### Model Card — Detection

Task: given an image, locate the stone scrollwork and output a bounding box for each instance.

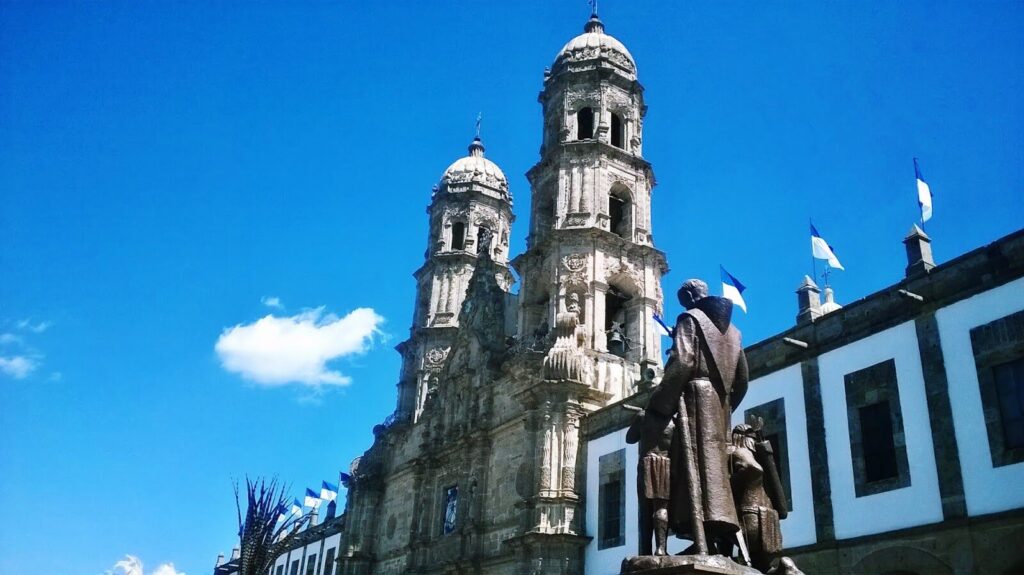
[425,347,449,366]
[561,253,588,286]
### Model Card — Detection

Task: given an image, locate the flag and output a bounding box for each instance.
[339,471,352,487]
[915,158,932,222]
[304,488,321,509]
[320,481,339,503]
[276,503,288,523]
[290,498,303,518]
[810,222,844,270]
[652,313,672,336]
[720,265,747,313]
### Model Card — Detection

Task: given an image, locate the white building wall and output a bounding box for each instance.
[732,363,817,548]
[585,426,727,573]
[936,276,1024,516]
[585,428,637,575]
[818,320,944,539]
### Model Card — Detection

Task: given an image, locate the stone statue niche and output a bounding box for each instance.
[622,279,803,575]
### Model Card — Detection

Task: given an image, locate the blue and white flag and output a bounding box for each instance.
[915,158,932,223]
[810,222,844,270]
[320,481,339,503]
[304,488,322,509]
[720,265,747,313]
[290,498,303,518]
[339,471,352,487]
[652,313,673,337]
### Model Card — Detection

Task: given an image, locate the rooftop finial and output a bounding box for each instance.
[584,0,604,33]
[469,114,485,157]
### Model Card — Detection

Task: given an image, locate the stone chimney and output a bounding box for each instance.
[903,224,935,277]
[310,507,319,527]
[796,276,822,325]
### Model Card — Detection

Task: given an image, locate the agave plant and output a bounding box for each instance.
[234,477,312,575]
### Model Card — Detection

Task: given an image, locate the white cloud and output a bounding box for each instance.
[150,564,186,575]
[261,296,283,309]
[215,307,383,387]
[16,319,51,333]
[112,556,142,575]
[110,556,185,575]
[0,355,37,379]
[0,333,21,345]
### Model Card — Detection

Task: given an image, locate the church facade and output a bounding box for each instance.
[213,11,1024,575]
[338,12,669,575]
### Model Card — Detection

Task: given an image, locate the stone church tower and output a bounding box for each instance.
[394,136,515,423]
[338,12,666,575]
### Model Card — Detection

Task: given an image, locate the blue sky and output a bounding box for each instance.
[1,1,1021,574]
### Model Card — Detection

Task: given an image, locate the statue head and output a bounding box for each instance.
[566,292,580,313]
[677,279,708,309]
[731,423,757,451]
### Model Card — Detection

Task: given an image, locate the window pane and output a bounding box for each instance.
[443,486,458,535]
[860,401,898,482]
[994,358,1024,449]
[322,549,336,575]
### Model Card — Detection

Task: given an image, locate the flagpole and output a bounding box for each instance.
[810,218,818,283]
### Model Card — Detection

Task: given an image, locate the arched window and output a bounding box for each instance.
[610,112,624,148]
[605,286,632,358]
[477,225,492,254]
[451,222,466,250]
[608,184,632,240]
[577,107,595,140]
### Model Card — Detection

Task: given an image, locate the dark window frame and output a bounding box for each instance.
[577,107,595,140]
[451,222,466,251]
[844,359,912,497]
[744,398,792,511]
[610,112,624,148]
[597,449,626,549]
[970,310,1024,467]
[321,548,336,575]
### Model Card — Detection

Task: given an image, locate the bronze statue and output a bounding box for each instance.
[728,419,788,572]
[626,406,675,555]
[645,278,749,555]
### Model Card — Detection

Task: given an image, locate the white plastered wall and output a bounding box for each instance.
[818,320,943,539]
[585,426,713,573]
[936,276,1024,516]
[585,428,638,575]
[732,363,817,547]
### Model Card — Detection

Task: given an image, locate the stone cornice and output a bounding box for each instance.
[526,140,654,186]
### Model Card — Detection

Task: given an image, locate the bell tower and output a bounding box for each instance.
[514,11,667,400]
[394,136,515,422]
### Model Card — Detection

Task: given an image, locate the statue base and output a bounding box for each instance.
[620,554,763,575]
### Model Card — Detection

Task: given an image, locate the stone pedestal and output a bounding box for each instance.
[621,554,762,575]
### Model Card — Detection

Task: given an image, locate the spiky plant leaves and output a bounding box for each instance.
[233,477,312,575]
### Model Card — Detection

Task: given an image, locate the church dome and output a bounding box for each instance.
[553,13,636,74]
[440,137,509,193]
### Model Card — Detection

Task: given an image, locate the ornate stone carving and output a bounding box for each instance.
[542,293,587,382]
[605,258,644,292]
[425,347,449,366]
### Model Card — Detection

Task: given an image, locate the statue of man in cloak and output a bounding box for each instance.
[644,278,749,555]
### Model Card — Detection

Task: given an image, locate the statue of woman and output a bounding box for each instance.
[728,421,787,572]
